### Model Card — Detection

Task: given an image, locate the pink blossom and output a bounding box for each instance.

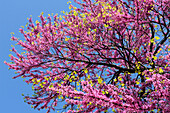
[5,0,170,112]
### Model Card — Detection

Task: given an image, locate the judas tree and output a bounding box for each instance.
[5,0,170,112]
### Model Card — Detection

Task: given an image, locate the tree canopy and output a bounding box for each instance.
[5,0,170,112]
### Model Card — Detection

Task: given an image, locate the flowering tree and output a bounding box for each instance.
[5,0,170,112]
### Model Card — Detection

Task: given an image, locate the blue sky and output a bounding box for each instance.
[0,0,77,113]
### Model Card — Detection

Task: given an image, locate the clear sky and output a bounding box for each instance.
[0,0,77,113]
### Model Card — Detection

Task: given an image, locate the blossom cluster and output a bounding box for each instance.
[5,0,170,112]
